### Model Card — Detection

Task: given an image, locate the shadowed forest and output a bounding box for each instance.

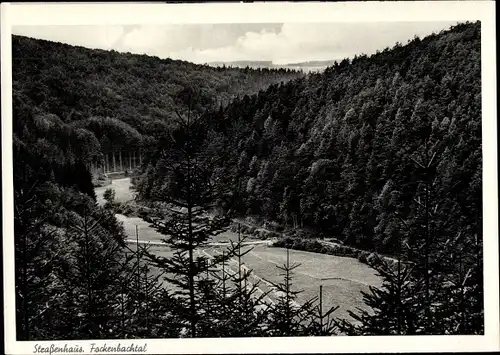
[12,21,483,340]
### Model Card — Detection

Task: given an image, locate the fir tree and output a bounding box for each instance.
[266,248,339,336]
[120,239,180,338]
[342,125,481,335]
[14,179,65,340]
[338,256,419,335]
[56,202,128,339]
[306,285,340,336]
[213,224,273,337]
[144,106,243,337]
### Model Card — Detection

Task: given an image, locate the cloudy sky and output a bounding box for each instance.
[13,22,459,65]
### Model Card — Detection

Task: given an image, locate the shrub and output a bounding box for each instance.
[358,251,370,263]
[103,188,115,203]
[229,224,238,232]
[138,210,149,219]
[268,231,280,239]
[103,188,116,210]
[257,230,269,239]
[365,253,378,266]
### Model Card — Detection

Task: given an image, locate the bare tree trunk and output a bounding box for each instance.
[186,128,197,338]
[188,194,196,337]
[22,224,30,340]
[397,236,402,335]
[424,140,431,331]
[145,267,149,332]
[114,150,118,172]
[121,253,127,338]
[238,223,242,302]
[222,251,226,301]
[319,284,323,333]
[285,248,291,334]
[136,225,140,294]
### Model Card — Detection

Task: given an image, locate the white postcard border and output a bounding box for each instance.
[2,1,498,354]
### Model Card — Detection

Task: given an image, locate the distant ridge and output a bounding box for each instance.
[206,59,340,73]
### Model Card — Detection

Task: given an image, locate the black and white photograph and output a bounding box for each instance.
[2,2,498,354]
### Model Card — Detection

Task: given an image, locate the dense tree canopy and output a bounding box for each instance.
[140,21,482,258]
[12,34,301,135]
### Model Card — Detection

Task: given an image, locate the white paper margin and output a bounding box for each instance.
[1,1,498,354]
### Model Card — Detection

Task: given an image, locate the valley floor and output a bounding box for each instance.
[95,178,381,323]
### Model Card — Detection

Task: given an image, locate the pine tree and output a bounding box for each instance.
[109,229,180,339]
[143,106,242,337]
[306,285,340,336]
[14,179,65,340]
[338,255,419,335]
[214,224,272,337]
[342,121,481,335]
[266,248,339,336]
[56,202,128,339]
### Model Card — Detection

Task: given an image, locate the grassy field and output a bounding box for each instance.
[116,214,166,243]
[95,178,137,205]
[211,245,382,322]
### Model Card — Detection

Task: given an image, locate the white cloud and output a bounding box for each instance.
[13,21,460,65]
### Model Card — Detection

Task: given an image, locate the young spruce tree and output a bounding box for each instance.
[266,248,339,336]
[143,105,245,338]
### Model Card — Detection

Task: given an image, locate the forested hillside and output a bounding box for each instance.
[139,21,482,255]
[11,35,302,340]
[12,35,302,182]
[12,35,301,123]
